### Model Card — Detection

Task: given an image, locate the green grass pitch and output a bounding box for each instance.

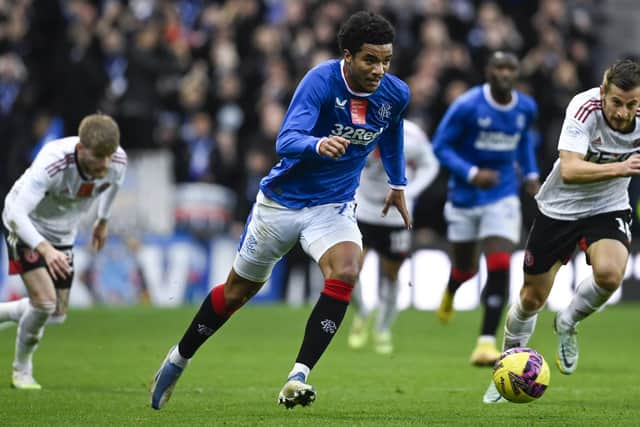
[0,303,639,426]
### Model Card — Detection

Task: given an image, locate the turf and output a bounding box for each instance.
[0,303,638,426]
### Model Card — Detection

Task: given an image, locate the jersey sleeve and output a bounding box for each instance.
[557,95,596,155]
[275,69,329,159]
[516,103,540,179]
[378,95,410,188]
[3,151,56,248]
[432,99,475,181]
[404,121,439,199]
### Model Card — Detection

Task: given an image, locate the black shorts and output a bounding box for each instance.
[523,209,632,275]
[358,220,411,261]
[2,222,74,289]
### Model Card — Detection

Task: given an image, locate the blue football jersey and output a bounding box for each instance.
[432,84,539,207]
[260,59,410,208]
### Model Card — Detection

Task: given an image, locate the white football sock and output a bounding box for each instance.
[14,302,54,372]
[503,300,539,350]
[558,275,613,330]
[169,346,189,368]
[350,279,371,319]
[375,275,398,333]
[288,363,310,381]
[0,297,29,322]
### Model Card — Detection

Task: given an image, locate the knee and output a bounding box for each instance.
[518,287,545,312]
[593,267,624,292]
[224,288,250,311]
[328,264,360,285]
[28,289,57,315]
[381,260,402,282]
[222,280,261,312]
[30,299,56,315]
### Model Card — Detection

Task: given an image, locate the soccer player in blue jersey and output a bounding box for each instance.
[150,11,411,410]
[433,52,540,366]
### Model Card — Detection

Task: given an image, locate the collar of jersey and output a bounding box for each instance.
[340,59,375,97]
[74,145,92,181]
[482,83,518,111]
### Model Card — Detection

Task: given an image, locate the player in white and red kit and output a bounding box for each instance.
[0,114,126,389]
[483,59,640,403]
[347,119,439,354]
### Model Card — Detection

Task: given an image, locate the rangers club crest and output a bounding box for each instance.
[321,319,337,334]
[378,103,392,120]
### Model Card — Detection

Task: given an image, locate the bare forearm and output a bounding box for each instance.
[35,240,56,257]
[560,159,623,184]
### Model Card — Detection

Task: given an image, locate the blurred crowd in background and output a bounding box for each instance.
[0,0,611,238]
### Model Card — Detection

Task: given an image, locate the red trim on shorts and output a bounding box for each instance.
[451,267,475,283]
[579,237,588,252]
[322,278,353,302]
[8,260,23,275]
[486,252,511,271]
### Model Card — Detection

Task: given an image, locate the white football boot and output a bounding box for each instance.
[482,381,506,404]
[277,372,316,409]
[554,315,578,375]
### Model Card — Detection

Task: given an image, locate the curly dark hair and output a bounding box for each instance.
[337,11,395,56]
[603,58,640,92]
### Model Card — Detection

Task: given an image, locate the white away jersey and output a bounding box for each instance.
[536,87,640,220]
[2,137,127,247]
[356,120,439,226]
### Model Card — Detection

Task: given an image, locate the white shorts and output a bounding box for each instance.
[444,195,521,243]
[233,191,363,282]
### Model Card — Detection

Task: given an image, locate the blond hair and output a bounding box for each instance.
[78,114,120,155]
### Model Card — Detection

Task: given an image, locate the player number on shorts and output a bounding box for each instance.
[616,217,631,241]
[390,229,411,253]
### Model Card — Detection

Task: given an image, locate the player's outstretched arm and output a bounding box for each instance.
[559,150,640,183]
[381,188,412,229]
